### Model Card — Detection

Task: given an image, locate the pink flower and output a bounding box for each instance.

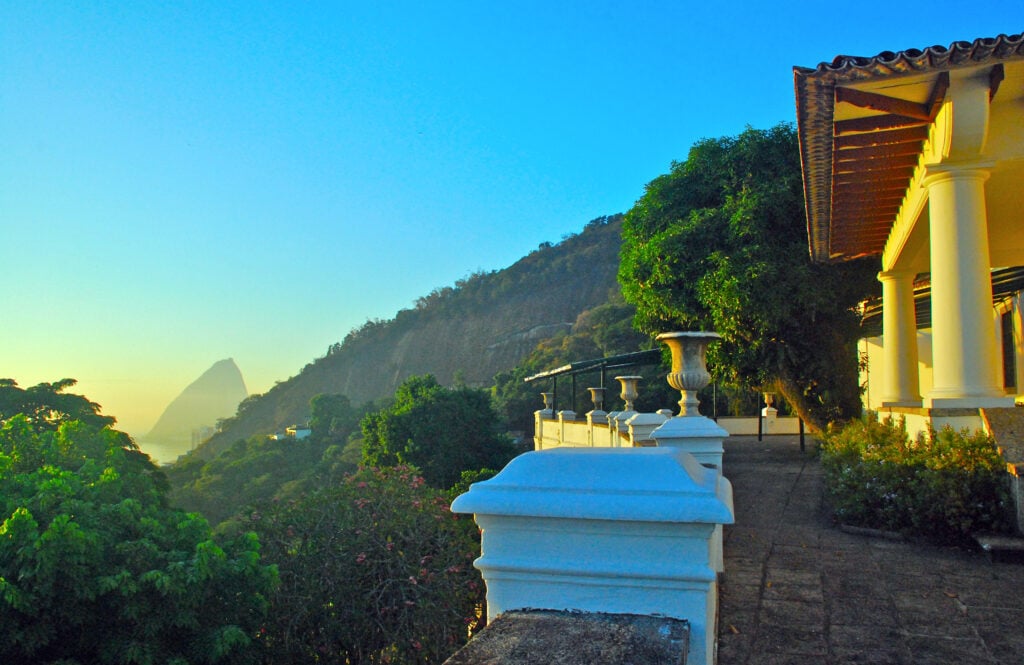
[412,640,422,651]
[356,553,367,564]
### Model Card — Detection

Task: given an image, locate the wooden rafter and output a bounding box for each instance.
[836,155,919,173]
[925,72,949,119]
[835,86,932,120]
[835,143,923,161]
[835,126,929,148]
[990,64,1005,101]
[834,181,908,193]
[835,114,929,134]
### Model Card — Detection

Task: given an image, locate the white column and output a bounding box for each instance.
[877,270,922,406]
[923,166,1011,408]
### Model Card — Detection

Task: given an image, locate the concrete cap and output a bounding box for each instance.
[451,447,733,524]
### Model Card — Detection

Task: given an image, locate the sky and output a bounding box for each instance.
[1,2,1019,437]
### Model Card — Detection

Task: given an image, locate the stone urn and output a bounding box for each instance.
[587,387,606,413]
[657,332,721,417]
[615,375,642,412]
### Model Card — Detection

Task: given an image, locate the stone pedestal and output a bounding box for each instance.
[627,412,669,447]
[451,447,734,665]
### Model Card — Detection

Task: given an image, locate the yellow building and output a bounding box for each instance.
[795,34,1024,433]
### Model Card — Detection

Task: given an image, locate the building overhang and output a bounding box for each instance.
[794,34,1024,264]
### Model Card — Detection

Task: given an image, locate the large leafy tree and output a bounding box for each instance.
[0,378,113,432]
[0,383,276,664]
[361,375,516,489]
[618,124,878,429]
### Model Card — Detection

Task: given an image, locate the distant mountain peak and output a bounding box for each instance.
[142,359,249,457]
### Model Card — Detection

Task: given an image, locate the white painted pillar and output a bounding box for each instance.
[877,270,922,406]
[922,166,1011,408]
[451,447,734,665]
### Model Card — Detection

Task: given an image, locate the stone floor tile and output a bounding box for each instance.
[828,597,899,626]
[762,581,823,604]
[829,648,908,664]
[750,624,827,656]
[763,568,821,586]
[748,653,827,665]
[758,599,825,627]
[902,635,995,664]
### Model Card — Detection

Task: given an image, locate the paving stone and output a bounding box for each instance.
[903,635,995,664]
[758,599,825,627]
[762,568,821,586]
[750,624,827,656]
[762,581,823,604]
[827,597,899,626]
[829,647,909,664]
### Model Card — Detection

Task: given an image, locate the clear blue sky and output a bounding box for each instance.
[1,2,1018,436]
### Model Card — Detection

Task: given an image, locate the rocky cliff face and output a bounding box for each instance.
[140,358,248,463]
[195,216,624,458]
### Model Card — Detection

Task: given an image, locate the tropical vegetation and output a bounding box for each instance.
[820,416,1012,544]
[0,380,276,665]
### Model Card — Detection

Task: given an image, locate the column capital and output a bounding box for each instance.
[877,269,916,283]
[922,161,994,188]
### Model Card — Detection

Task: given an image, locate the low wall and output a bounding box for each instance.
[535,413,802,450]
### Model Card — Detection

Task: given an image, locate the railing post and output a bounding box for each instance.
[651,331,729,573]
[586,387,607,448]
[451,447,735,665]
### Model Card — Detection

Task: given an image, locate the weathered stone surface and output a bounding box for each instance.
[443,611,689,665]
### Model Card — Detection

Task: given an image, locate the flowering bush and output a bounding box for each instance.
[820,416,1012,544]
[252,465,484,664]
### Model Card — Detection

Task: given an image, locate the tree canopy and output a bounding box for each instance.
[618,124,878,429]
[0,384,276,665]
[361,375,517,489]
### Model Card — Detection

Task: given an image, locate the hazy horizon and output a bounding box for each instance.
[3,2,1018,436]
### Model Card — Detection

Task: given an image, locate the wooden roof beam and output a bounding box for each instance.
[835,143,924,161]
[835,126,929,148]
[990,64,1005,101]
[834,156,919,173]
[835,87,932,120]
[835,114,929,134]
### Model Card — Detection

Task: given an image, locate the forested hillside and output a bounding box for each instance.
[199,215,624,457]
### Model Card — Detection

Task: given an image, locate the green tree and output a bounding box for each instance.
[618,124,878,429]
[0,393,276,664]
[309,392,358,442]
[0,378,114,432]
[361,375,516,489]
[250,465,485,663]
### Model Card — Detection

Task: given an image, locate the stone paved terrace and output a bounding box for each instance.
[718,435,1024,665]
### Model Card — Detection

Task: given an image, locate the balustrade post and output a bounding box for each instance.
[651,332,730,572]
[586,387,607,447]
[451,447,735,665]
[535,392,555,450]
[613,375,642,446]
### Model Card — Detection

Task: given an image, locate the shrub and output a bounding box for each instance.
[252,465,485,664]
[820,416,1012,544]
